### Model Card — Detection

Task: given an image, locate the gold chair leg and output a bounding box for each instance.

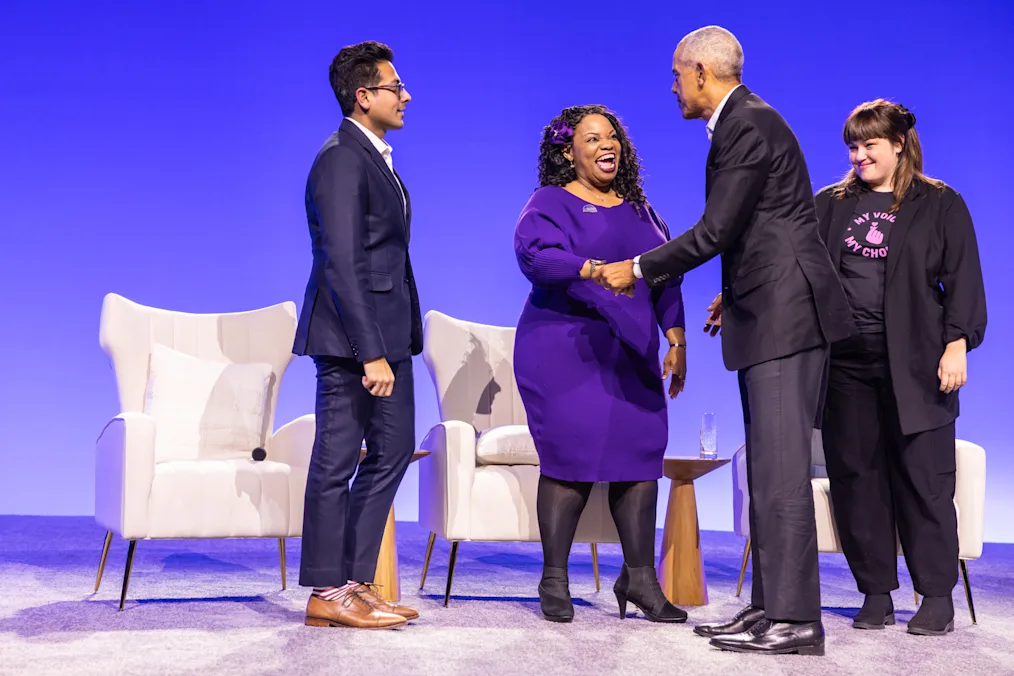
[914,591,920,606]
[94,531,113,592]
[119,540,137,611]
[736,537,750,597]
[278,538,287,591]
[961,560,976,625]
[591,543,600,592]
[443,541,459,607]
[420,532,436,589]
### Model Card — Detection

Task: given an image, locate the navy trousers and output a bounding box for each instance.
[299,356,415,586]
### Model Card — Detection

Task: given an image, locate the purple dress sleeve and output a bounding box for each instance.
[514,199,655,355]
[514,203,587,285]
[644,204,686,331]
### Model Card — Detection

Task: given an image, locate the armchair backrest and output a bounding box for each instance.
[422,310,528,432]
[98,293,298,441]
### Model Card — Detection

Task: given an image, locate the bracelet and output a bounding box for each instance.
[669,342,686,349]
[588,259,605,276]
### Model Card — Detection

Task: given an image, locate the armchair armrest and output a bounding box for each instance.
[955,439,986,560]
[418,420,476,541]
[268,414,315,469]
[95,412,156,540]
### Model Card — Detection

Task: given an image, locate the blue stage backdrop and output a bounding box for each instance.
[2,0,1012,541]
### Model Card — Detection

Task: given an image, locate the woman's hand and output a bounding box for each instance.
[662,345,686,399]
[938,338,968,393]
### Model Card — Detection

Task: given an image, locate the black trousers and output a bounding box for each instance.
[299,356,415,587]
[821,333,958,597]
[739,345,826,622]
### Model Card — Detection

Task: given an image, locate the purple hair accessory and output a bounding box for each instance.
[547,119,573,146]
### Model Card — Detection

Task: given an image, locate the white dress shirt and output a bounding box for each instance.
[632,84,744,280]
[346,117,406,209]
[706,84,743,141]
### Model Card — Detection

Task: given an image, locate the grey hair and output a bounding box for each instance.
[676,26,744,81]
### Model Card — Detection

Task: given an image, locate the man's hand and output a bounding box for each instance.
[363,357,395,397]
[662,346,686,399]
[594,260,637,296]
[704,292,722,336]
[938,339,968,394]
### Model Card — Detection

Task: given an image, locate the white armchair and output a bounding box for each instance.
[418,311,621,605]
[93,293,314,609]
[732,431,986,623]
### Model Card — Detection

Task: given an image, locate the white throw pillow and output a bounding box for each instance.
[143,344,273,462]
[475,425,540,466]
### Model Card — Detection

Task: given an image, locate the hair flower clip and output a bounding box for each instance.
[547,118,573,146]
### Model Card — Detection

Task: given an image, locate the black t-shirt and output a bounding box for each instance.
[838,191,896,333]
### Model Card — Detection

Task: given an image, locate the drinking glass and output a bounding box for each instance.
[700,413,717,460]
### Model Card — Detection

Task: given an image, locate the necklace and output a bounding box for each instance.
[577,180,613,204]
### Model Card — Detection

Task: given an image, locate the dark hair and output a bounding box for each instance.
[831,98,943,211]
[537,105,646,206]
[329,41,394,117]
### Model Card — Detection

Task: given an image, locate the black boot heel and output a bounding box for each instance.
[614,563,630,618]
[615,591,628,619]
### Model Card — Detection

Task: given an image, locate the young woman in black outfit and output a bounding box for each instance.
[815,99,987,636]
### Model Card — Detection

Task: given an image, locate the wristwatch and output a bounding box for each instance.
[588,259,606,276]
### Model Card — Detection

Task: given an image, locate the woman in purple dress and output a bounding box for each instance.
[514,105,688,623]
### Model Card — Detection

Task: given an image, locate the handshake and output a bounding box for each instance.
[585,258,638,297]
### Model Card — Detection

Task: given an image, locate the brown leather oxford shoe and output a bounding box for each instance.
[304,588,407,629]
[357,583,420,621]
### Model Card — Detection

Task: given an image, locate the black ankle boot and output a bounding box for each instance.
[539,566,574,622]
[613,564,687,623]
[853,593,895,629]
[908,595,954,636]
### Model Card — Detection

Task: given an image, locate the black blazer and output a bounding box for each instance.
[293,119,423,362]
[640,86,856,371]
[816,180,987,435]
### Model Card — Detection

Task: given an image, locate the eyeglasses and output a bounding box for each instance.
[365,82,408,98]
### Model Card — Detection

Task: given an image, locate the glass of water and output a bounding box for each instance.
[700,413,718,460]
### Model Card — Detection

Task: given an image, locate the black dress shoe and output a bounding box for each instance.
[538,566,574,623]
[709,619,825,656]
[614,564,688,623]
[693,605,766,638]
[853,593,895,630]
[908,595,954,636]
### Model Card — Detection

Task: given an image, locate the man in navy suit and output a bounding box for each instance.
[294,41,423,630]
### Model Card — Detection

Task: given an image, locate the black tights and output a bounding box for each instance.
[537,474,658,570]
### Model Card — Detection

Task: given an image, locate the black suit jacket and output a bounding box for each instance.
[640,86,856,371]
[293,119,423,362]
[816,180,987,435]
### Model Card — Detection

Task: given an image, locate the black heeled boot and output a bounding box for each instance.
[539,566,574,622]
[613,564,688,623]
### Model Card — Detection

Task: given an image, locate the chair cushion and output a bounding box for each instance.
[143,343,273,462]
[475,425,540,466]
[147,459,291,538]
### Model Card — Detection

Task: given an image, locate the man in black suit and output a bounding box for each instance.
[596,26,856,655]
[294,41,423,630]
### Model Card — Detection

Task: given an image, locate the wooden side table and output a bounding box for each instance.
[361,448,430,602]
[656,456,731,606]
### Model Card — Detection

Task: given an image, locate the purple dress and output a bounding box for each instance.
[513,186,686,482]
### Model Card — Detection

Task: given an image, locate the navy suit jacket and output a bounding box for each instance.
[293,119,423,362]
